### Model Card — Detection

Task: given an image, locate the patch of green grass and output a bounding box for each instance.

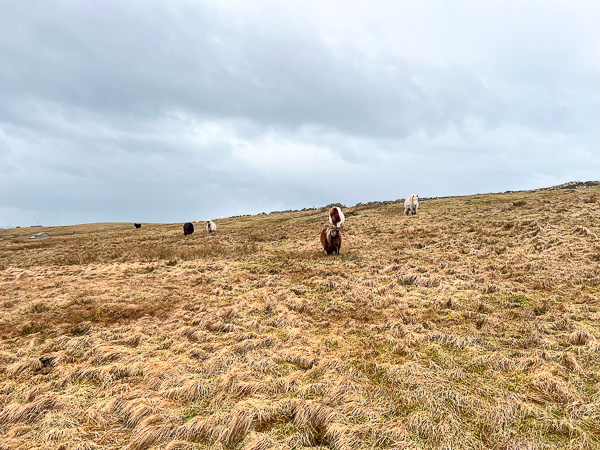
[502,295,530,308]
[260,262,278,268]
[181,400,211,423]
[268,421,301,438]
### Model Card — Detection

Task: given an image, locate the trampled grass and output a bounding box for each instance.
[1,188,599,449]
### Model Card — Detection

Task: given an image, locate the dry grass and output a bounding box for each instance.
[1,188,600,449]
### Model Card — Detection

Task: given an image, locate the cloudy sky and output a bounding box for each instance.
[1,1,599,226]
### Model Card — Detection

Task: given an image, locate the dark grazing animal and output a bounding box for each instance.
[320,227,342,255]
[134,223,141,229]
[183,222,194,236]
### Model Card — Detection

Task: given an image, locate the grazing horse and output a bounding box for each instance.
[404,194,419,215]
[320,227,342,255]
[206,220,217,233]
[183,222,194,236]
[329,207,345,228]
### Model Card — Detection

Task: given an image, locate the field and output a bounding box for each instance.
[1,188,599,449]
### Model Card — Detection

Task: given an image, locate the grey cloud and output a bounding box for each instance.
[0,1,504,140]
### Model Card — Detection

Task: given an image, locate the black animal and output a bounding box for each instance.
[134,223,142,229]
[183,222,194,236]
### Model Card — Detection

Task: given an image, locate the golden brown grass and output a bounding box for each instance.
[1,188,600,449]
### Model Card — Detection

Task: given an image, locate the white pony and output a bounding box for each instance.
[404,194,419,215]
[205,220,217,233]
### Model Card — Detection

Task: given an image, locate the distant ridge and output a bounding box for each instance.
[536,180,599,191]
[264,180,600,217]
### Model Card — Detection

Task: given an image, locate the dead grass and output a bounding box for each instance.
[1,189,600,448]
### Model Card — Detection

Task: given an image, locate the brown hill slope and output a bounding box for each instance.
[1,188,599,449]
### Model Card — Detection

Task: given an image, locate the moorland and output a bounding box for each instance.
[0,187,599,449]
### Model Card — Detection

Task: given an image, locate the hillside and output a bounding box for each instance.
[1,187,599,449]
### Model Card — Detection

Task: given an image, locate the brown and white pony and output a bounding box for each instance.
[329,207,345,228]
[320,227,342,255]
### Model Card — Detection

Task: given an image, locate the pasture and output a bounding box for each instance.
[1,188,599,449]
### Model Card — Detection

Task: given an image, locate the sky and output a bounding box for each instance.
[1,0,599,226]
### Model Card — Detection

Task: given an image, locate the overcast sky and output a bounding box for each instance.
[1,1,599,226]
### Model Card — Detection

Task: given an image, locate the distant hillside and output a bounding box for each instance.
[537,180,599,191]
[269,180,600,216]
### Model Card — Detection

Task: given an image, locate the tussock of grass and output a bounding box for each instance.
[0,395,62,426]
[569,330,593,346]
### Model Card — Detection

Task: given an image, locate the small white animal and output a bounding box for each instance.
[205,220,217,233]
[404,194,419,215]
[329,207,345,228]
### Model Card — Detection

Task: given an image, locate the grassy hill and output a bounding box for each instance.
[0,187,599,449]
